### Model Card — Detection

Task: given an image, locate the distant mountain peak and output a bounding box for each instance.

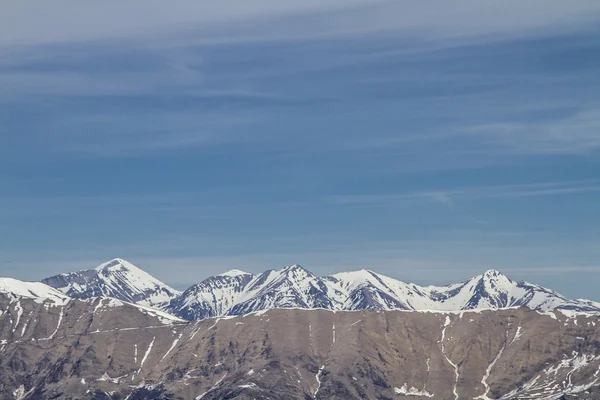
[219,269,252,278]
[42,259,180,308]
[95,258,132,271]
[482,269,507,279]
[169,265,600,320]
[39,261,600,321]
[282,264,308,272]
[94,258,151,278]
[477,269,516,295]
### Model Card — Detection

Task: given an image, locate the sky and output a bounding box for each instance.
[1,1,600,299]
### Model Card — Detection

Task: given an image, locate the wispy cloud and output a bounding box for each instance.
[3,179,597,214]
[327,180,600,206]
[2,0,599,161]
[2,0,600,303]
[3,1,600,46]
[468,106,600,154]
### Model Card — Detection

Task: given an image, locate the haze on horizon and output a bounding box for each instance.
[1,1,600,300]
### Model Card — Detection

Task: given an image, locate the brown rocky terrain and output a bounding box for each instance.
[1,293,600,399]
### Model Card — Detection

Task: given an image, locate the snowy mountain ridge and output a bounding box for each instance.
[41,258,180,308]
[2,259,596,321]
[0,278,70,305]
[0,278,184,326]
[167,264,600,320]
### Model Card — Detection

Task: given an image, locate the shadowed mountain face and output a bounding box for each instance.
[2,292,600,399]
[167,270,254,321]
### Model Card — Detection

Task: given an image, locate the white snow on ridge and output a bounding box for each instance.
[43,258,180,308]
[7,258,599,323]
[94,258,181,307]
[219,269,252,278]
[90,297,185,325]
[230,264,340,314]
[168,264,600,321]
[0,278,70,304]
[328,268,600,314]
[170,270,254,320]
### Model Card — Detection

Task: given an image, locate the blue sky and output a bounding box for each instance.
[1,1,600,298]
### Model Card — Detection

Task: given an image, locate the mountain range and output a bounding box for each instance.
[33,258,600,320]
[3,258,600,399]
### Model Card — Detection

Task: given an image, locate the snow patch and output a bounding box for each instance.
[314,365,325,397]
[239,383,257,389]
[137,336,155,373]
[440,316,459,400]
[394,384,434,397]
[196,372,227,399]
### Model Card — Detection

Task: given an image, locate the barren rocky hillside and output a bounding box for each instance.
[1,293,599,399]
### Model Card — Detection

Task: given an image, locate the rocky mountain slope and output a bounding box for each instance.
[42,258,180,308]
[166,264,600,320]
[1,286,600,399]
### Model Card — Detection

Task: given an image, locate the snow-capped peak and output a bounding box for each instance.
[219,269,252,278]
[168,265,600,320]
[35,261,600,321]
[282,263,304,270]
[227,264,340,315]
[42,259,180,308]
[478,269,516,292]
[92,258,170,289]
[166,268,254,320]
[482,269,505,278]
[480,269,514,285]
[95,258,139,272]
[328,269,382,288]
[279,264,315,280]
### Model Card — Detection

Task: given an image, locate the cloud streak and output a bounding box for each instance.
[2,1,599,160]
[1,0,599,302]
[468,106,600,154]
[327,180,600,206]
[3,1,600,46]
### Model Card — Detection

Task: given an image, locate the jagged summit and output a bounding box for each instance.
[168,268,254,320]
[479,269,515,287]
[168,265,600,320]
[282,263,305,271]
[226,263,338,316]
[482,269,505,278]
[42,258,180,308]
[95,257,139,271]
